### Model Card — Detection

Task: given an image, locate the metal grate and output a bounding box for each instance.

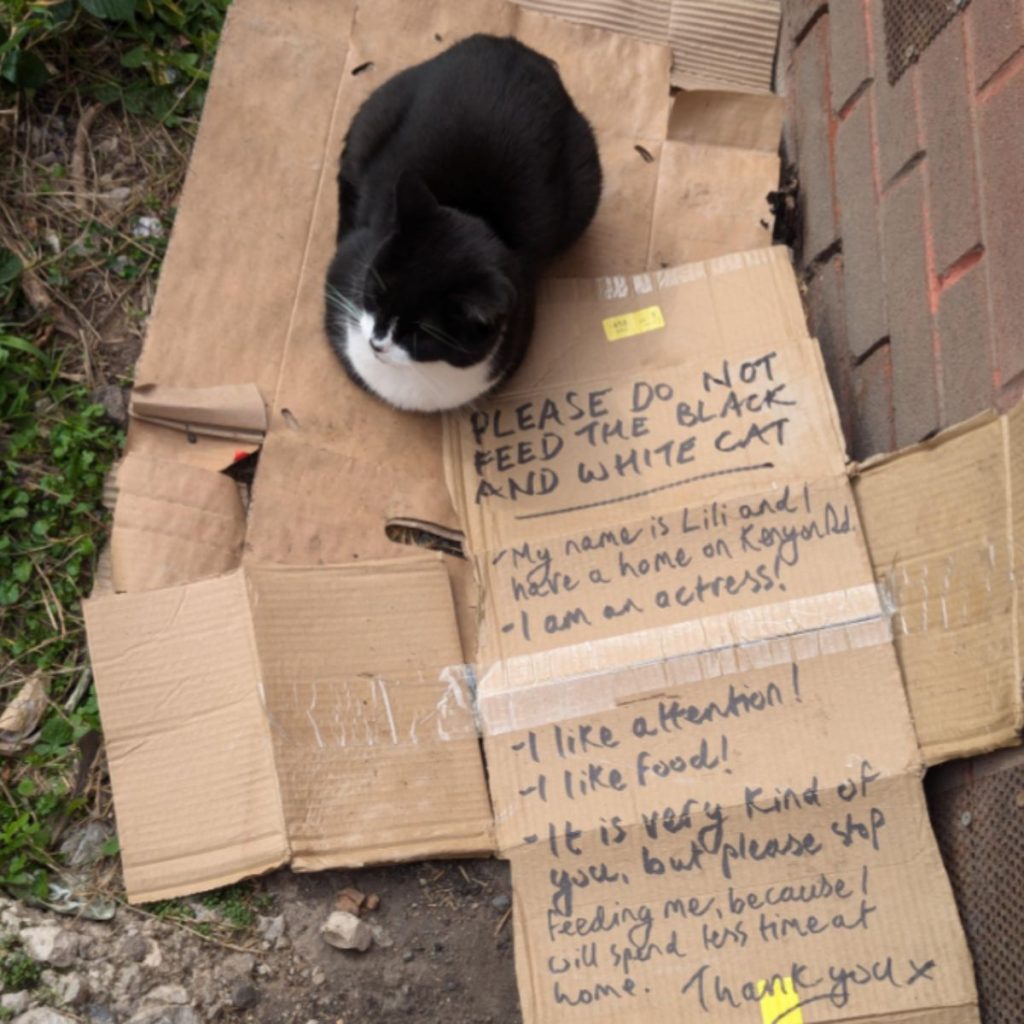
[883,0,972,84]
[926,748,1024,1023]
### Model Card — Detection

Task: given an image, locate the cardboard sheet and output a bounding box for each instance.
[442,247,979,1021]
[855,409,1024,764]
[87,0,789,901]
[85,557,493,901]
[513,0,781,93]
[78,0,1012,1018]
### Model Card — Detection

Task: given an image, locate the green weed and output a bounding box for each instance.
[0,937,42,991]
[2,0,231,125]
[0,301,121,898]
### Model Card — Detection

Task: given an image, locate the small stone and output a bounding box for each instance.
[2,993,31,1013]
[219,952,256,980]
[402,951,415,963]
[365,894,381,912]
[256,915,285,945]
[310,966,326,987]
[127,1009,199,1024]
[336,887,366,912]
[98,186,132,206]
[132,216,165,240]
[118,934,147,963]
[368,923,393,949]
[256,963,273,978]
[11,1011,76,1024]
[320,912,372,953]
[491,894,511,913]
[56,973,90,1007]
[334,893,361,916]
[21,926,78,968]
[59,821,112,869]
[229,983,260,1010]
[91,385,129,427]
[144,984,189,1006]
[85,1007,115,1024]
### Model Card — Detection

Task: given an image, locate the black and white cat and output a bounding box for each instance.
[325,34,601,412]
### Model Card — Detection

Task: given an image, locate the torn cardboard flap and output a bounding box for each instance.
[110,454,247,593]
[84,556,493,902]
[130,383,267,442]
[855,407,1024,764]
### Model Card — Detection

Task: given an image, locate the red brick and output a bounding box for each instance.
[880,169,940,445]
[853,341,895,459]
[977,64,1024,383]
[868,0,922,186]
[937,265,994,426]
[836,97,888,358]
[805,255,856,446]
[829,0,871,112]
[967,0,1024,89]
[919,18,983,275]
[791,16,839,261]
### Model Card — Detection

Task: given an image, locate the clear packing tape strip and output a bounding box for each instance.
[434,580,894,740]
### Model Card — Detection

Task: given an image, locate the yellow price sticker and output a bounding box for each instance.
[758,976,804,1024]
[601,305,665,342]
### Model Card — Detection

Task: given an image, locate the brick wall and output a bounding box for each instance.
[781,0,1024,460]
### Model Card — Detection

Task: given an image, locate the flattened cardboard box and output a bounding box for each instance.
[79,0,1006,1021]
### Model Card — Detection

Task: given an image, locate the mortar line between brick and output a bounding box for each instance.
[911,66,945,420]
[822,11,843,268]
[863,2,884,203]
[961,11,1002,393]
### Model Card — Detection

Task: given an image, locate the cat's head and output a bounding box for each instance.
[357,172,517,373]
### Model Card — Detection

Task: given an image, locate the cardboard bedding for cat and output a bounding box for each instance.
[81,0,1000,1021]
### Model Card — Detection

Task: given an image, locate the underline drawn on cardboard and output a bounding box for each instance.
[512,462,775,520]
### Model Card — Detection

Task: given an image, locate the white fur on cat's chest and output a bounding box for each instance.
[344,308,495,412]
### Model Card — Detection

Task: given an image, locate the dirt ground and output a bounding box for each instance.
[1,857,522,1022]
[0,99,523,1023]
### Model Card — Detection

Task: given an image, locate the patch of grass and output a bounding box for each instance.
[0,936,42,991]
[144,882,272,940]
[0,324,121,898]
[1,0,227,915]
[2,0,231,125]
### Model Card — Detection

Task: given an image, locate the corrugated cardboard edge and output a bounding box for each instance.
[854,407,1024,765]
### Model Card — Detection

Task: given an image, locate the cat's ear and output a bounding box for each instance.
[394,170,438,226]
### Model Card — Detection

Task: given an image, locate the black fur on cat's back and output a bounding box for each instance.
[325,34,602,406]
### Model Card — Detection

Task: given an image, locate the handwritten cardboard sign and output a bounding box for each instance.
[445,248,979,1021]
